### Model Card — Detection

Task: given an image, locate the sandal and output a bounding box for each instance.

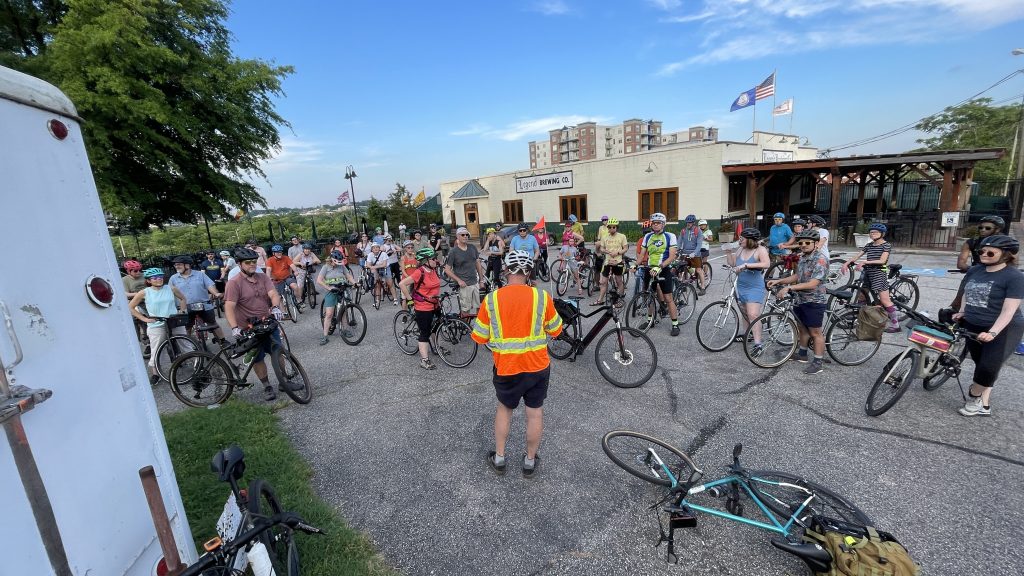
[590,301,605,306]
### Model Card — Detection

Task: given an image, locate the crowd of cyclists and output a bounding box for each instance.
[123,212,1022,415]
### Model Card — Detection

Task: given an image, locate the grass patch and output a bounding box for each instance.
[162,401,394,576]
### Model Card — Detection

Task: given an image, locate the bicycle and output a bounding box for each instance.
[546,291,658,388]
[601,432,875,570]
[554,255,591,297]
[168,317,312,407]
[299,263,319,309]
[826,263,920,314]
[277,279,301,323]
[392,306,478,368]
[178,445,323,576]
[319,285,367,345]
[765,251,853,289]
[152,313,201,383]
[695,265,756,352]
[865,303,977,416]
[534,252,551,282]
[625,265,696,332]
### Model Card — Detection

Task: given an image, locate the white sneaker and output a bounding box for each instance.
[958,396,990,417]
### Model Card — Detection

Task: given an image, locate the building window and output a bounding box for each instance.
[559,195,588,222]
[626,146,632,153]
[728,177,746,212]
[638,188,678,221]
[503,200,524,223]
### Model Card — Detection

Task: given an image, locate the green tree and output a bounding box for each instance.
[914,98,1021,182]
[3,0,292,227]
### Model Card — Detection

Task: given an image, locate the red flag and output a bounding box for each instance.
[531,216,546,231]
[736,221,743,235]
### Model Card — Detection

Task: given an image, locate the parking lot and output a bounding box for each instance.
[155,248,1023,575]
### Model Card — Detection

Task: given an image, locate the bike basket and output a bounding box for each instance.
[166,313,190,329]
[187,302,207,311]
[553,298,580,323]
[908,325,952,352]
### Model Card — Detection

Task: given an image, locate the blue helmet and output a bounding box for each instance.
[685,214,697,223]
[773,212,785,219]
[271,244,283,252]
[868,223,887,234]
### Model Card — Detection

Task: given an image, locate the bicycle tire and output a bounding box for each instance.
[286,291,299,323]
[601,431,699,488]
[824,309,880,366]
[579,265,593,295]
[866,350,920,416]
[556,270,569,296]
[674,281,698,324]
[248,478,299,576]
[271,348,312,404]
[923,339,968,391]
[702,261,713,285]
[338,304,367,345]
[168,351,234,408]
[430,318,478,368]
[156,335,200,382]
[537,258,551,282]
[763,261,790,287]
[890,277,920,311]
[547,319,578,360]
[594,327,658,388]
[747,470,872,527]
[393,310,419,355]
[744,312,798,368]
[624,291,656,332]
[305,279,318,309]
[827,257,854,288]
[695,300,739,352]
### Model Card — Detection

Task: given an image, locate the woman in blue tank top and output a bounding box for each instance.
[726,228,770,347]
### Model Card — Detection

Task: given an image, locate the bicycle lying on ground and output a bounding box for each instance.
[179,445,323,576]
[601,432,897,571]
[547,291,658,388]
[392,306,478,368]
[319,285,367,345]
[168,317,311,407]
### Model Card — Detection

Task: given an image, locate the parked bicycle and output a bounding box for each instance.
[602,432,879,571]
[153,313,200,383]
[765,251,853,289]
[554,254,593,297]
[546,291,658,388]
[830,263,920,311]
[625,264,696,332]
[179,445,323,576]
[695,265,757,352]
[392,308,478,368]
[319,286,367,345]
[278,281,301,323]
[299,262,319,308]
[168,317,311,407]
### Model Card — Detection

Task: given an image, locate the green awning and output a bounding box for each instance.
[450,179,489,200]
[417,193,441,212]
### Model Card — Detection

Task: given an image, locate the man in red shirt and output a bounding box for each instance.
[266,244,302,311]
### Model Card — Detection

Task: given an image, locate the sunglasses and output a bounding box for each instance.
[149,276,164,281]
[240,259,257,265]
[458,233,469,237]
[979,249,1001,257]
[607,226,618,229]
[978,226,996,231]
[797,240,815,246]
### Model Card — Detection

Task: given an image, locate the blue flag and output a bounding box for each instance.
[730,87,756,112]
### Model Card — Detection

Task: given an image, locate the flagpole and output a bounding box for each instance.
[789,98,794,135]
[771,69,777,133]
[752,101,756,141]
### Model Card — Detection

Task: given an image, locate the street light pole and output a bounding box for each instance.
[344,165,358,232]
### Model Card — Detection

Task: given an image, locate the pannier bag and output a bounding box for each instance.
[804,521,920,576]
[855,305,889,341]
[908,325,953,352]
[553,298,580,324]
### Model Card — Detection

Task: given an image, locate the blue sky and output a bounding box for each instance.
[226,0,1024,208]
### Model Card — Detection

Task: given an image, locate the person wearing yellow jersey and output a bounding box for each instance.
[473,250,563,478]
[593,218,628,306]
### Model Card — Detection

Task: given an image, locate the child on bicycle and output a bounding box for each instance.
[365,243,394,308]
[558,236,583,296]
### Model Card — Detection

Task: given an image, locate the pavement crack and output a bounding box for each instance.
[778,395,1024,468]
[682,415,727,457]
[725,366,780,395]
[661,368,678,415]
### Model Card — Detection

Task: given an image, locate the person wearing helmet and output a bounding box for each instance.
[293,243,321,305]
[170,254,227,343]
[445,227,487,316]
[266,244,302,311]
[365,242,394,309]
[511,223,541,280]
[400,240,418,280]
[951,234,1024,416]
[557,235,585,296]
[287,236,304,261]
[768,212,794,262]
[806,215,830,259]
[638,212,682,336]
[128,267,188,385]
[122,260,146,299]
[382,235,402,292]
[568,214,585,247]
[561,219,584,248]
[697,219,713,257]
[316,249,357,345]
[767,229,829,374]
[430,225,449,263]
[473,249,563,478]
[957,215,1005,272]
[399,247,443,370]
[223,247,291,401]
[593,218,628,306]
[219,250,236,279]
[726,228,771,350]
[839,223,900,333]
[482,227,506,287]
[679,214,707,293]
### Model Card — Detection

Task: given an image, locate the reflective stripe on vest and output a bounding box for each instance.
[483,287,548,354]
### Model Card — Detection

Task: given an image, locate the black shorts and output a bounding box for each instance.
[601,263,624,277]
[493,366,550,409]
[793,302,826,329]
[415,309,436,343]
[961,320,1024,388]
[655,267,674,294]
[187,307,217,327]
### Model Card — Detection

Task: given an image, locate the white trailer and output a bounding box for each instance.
[0,66,196,575]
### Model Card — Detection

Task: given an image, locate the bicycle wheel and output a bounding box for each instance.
[824,309,880,366]
[579,265,592,295]
[556,270,569,296]
[431,318,478,368]
[168,351,234,407]
[827,257,854,288]
[744,312,798,368]
[624,291,656,332]
[696,300,739,352]
[674,282,698,324]
[601,431,699,488]
[763,261,789,287]
[594,327,658,388]
[923,339,967,391]
[547,319,578,360]
[889,277,920,310]
[336,304,366,345]
[748,470,872,527]
[537,258,551,282]
[248,478,299,576]
[286,291,299,323]
[305,279,318,309]
[702,261,713,285]
[271,347,312,404]
[393,310,419,355]
[865,350,919,416]
[156,335,200,382]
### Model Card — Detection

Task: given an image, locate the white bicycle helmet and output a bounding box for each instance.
[650,212,667,223]
[504,250,535,274]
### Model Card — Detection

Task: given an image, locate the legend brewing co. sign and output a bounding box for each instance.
[515,170,573,193]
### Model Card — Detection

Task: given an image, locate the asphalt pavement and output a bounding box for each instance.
[154,247,1024,575]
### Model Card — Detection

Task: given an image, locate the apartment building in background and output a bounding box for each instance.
[528,119,718,169]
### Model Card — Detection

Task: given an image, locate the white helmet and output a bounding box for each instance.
[650,212,667,223]
[697,219,708,226]
[219,250,230,257]
[504,250,534,274]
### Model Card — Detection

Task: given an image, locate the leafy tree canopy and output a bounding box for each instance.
[2,0,292,227]
[914,98,1021,182]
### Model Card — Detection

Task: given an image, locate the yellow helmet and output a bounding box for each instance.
[485,227,496,234]
[606,218,620,226]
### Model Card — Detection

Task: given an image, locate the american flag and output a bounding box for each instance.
[755,72,775,101]
[337,190,349,205]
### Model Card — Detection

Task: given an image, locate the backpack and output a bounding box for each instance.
[856,305,889,341]
[803,520,920,576]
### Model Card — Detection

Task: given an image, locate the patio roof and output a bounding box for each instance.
[721,148,1005,174]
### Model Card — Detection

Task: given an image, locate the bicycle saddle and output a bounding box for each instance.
[567,295,585,301]
[826,289,854,301]
[889,263,902,273]
[211,445,246,482]
[770,537,832,573]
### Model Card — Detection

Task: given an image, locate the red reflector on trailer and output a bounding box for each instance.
[155,557,169,576]
[48,119,68,140]
[86,275,114,308]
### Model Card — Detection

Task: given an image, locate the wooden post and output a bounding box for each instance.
[891,167,900,211]
[746,174,757,225]
[856,173,866,221]
[829,172,841,229]
[782,175,792,214]
[940,163,954,212]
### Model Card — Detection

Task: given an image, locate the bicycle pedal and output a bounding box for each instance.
[669,510,698,529]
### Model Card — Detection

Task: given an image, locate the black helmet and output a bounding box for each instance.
[172,255,193,265]
[234,247,259,261]
[740,228,762,240]
[979,215,1005,230]
[977,234,1019,255]
[807,215,826,226]
[790,218,807,228]
[794,229,820,241]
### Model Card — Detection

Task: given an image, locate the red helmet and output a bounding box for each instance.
[123,259,142,272]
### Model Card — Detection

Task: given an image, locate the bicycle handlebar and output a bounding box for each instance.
[179,512,323,576]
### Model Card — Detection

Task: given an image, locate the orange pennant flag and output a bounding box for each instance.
[532,216,546,231]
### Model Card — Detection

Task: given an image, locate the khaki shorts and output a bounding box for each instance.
[458,283,480,314]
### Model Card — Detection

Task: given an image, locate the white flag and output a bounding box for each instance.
[772,98,793,116]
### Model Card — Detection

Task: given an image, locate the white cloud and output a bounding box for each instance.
[647,0,682,10]
[264,137,325,171]
[530,0,570,16]
[451,115,613,141]
[449,123,491,136]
